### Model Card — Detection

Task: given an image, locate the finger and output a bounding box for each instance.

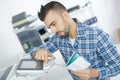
[40,49,45,60]
[33,50,40,60]
[41,53,45,61]
[33,51,37,59]
[49,53,56,59]
[71,70,79,76]
[37,51,42,60]
[37,53,41,60]
[71,70,81,74]
[36,51,43,60]
[72,70,91,80]
[81,75,89,80]
[80,73,91,80]
[44,51,48,64]
[34,52,39,60]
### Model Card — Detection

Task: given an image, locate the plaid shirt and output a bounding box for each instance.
[30,18,120,80]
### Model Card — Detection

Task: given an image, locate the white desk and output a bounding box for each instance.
[0,50,73,80]
[45,50,73,80]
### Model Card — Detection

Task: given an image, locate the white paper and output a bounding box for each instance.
[67,56,90,70]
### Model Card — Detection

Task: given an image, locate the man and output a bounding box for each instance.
[31,1,120,80]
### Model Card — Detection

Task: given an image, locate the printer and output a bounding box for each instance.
[17,25,50,53]
[12,12,50,53]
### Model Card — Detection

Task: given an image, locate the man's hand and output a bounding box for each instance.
[33,49,56,64]
[71,68,99,80]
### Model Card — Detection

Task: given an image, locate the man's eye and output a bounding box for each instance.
[48,27,50,29]
[52,23,56,26]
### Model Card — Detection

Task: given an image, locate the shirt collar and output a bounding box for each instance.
[73,18,86,37]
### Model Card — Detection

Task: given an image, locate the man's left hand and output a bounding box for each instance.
[71,68,99,80]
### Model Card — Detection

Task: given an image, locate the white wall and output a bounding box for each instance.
[6,0,50,16]
[0,1,25,69]
[92,0,120,44]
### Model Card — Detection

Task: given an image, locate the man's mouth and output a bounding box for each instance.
[57,31,69,38]
[57,31,63,35]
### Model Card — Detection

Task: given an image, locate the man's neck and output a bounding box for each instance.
[69,20,77,39]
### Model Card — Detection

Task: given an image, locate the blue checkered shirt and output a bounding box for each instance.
[30,18,120,80]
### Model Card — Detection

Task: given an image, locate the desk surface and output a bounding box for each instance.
[0,50,73,80]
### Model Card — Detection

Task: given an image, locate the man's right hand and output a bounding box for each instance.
[33,49,56,64]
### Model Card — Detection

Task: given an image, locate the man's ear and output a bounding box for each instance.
[62,11,69,20]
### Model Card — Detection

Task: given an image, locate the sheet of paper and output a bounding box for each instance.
[67,56,90,70]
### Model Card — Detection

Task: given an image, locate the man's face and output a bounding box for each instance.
[44,10,70,38]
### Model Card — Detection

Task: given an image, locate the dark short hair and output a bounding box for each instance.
[38,1,67,21]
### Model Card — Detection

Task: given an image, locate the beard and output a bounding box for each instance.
[61,25,70,38]
[61,31,69,38]
[59,19,70,38]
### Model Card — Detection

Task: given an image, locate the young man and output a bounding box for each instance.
[31,1,120,80]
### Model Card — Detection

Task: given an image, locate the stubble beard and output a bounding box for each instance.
[61,25,70,38]
[61,31,69,38]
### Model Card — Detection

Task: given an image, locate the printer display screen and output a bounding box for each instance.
[39,28,46,35]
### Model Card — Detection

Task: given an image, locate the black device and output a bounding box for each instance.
[16,59,43,76]
[17,59,43,70]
